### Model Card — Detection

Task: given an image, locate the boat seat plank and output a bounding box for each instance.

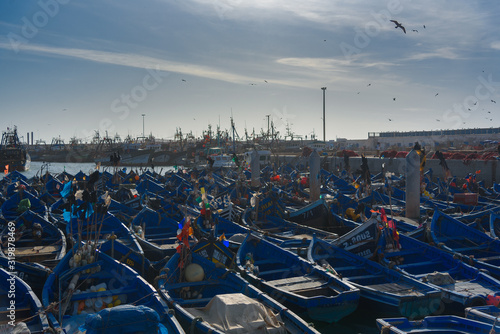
[398,261,439,269]
[267,276,326,292]
[267,275,322,286]
[332,265,363,272]
[347,274,386,281]
[258,268,291,276]
[453,244,489,253]
[253,259,277,266]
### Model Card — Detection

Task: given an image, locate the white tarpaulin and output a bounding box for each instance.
[186,293,287,334]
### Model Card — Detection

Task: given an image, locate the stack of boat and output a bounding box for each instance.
[3,159,500,333]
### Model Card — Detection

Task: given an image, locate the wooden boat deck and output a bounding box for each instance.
[267,275,338,295]
[447,281,498,296]
[14,245,59,256]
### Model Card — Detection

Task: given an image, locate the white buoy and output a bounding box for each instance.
[185,263,205,282]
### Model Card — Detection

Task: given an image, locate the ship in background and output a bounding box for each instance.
[0,126,30,172]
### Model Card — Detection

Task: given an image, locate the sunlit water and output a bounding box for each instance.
[1,161,174,180]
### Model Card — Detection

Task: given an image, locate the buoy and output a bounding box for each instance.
[185,263,205,282]
[94,298,103,310]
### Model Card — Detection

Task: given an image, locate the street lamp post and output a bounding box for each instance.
[321,87,326,142]
[142,114,146,140]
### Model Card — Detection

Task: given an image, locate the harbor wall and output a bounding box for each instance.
[271,155,499,187]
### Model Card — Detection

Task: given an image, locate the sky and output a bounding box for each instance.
[0,0,499,144]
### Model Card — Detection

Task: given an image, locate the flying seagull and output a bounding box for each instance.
[412,29,418,33]
[492,99,497,103]
[390,20,406,34]
[435,93,439,97]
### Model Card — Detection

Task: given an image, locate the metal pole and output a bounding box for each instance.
[321,87,327,142]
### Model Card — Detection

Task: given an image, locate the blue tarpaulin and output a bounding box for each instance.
[81,305,162,334]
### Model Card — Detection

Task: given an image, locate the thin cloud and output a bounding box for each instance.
[277,57,351,72]
[0,42,311,88]
[491,41,500,50]
[406,47,464,61]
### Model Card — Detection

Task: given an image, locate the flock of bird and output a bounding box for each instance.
[178,19,496,129]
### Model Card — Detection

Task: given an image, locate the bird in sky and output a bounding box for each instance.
[367,83,371,87]
[390,20,406,34]
[492,99,497,103]
[388,118,393,121]
[435,93,439,97]
[249,83,256,86]
[412,29,418,33]
[436,119,440,122]
[423,25,426,29]
[357,92,360,94]
[393,97,396,101]
[264,80,268,83]
[181,79,186,82]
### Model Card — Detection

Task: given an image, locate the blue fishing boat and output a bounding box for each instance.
[465,305,500,328]
[158,242,320,334]
[308,235,443,319]
[429,210,500,279]
[0,267,50,333]
[1,189,47,221]
[236,233,360,323]
[376,315,499,333]
[242,207,338,242]
[130,206,184,260]
[0,256,52,298]
[66,211,143,255]
[42,243,184,333]
[0,210,66,266]
[380,233,500,309]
